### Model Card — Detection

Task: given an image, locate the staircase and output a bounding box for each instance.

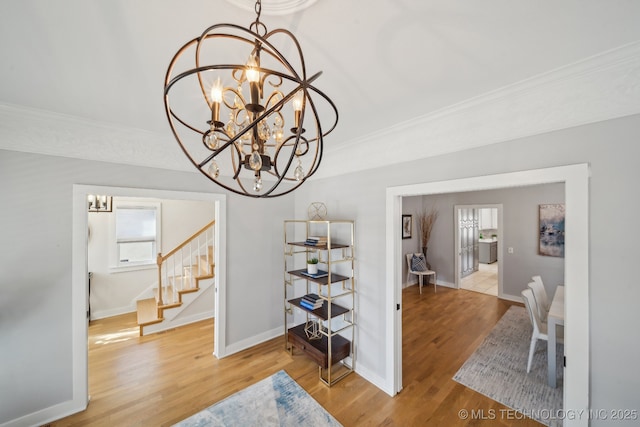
[136,220,215,336]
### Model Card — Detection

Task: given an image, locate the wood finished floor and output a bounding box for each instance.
[52,286,542,426]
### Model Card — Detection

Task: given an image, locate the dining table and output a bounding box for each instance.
[547,285,565,387]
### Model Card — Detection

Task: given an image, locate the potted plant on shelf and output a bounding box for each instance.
[417,207,438,270]
[307,257,319,275]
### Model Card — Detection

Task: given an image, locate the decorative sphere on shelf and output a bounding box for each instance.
[308,202,327,220]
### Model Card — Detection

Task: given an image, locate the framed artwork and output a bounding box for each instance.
[539,204,565,257]
[402,214,412,239]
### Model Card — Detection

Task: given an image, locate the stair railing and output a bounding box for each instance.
[156,220,215,306]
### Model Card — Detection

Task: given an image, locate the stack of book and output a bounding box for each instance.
[299,293,324,311]
[304,236,328,246]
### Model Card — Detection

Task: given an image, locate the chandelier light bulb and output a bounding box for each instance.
[211,77,223,103]
[245,55,260,83]
[293,91,304,111]
[209,77,224,125]
[293,91,304,129]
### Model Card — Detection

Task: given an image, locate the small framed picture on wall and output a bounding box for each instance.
[402,214,412,239]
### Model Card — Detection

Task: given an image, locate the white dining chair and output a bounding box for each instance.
[406,253,436,294]
[522,287,564,373]
[522,288,548,373]
[529,276,550,321]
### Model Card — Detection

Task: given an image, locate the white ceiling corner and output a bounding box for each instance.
[314,41,640,179]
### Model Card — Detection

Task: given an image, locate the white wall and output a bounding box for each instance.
[0,152,293,426]
[87,197,215,319]
[294,114,640,421]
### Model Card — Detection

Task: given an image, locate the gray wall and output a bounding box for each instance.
[402,183,565,298]
[0,151,293,424]
[401,195,422,285]
[2,112,640,425]
[295,114,640,421]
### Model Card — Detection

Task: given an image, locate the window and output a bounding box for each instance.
[111,201,161,270]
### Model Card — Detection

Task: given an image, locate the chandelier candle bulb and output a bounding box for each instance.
[293,91,303,129]
[210,77,223,126]
[245,55,260,83]
[245,55,263,112]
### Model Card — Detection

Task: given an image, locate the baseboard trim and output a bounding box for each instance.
[354,364,392,396]
[143,311,214,335]
[90,305,135,320]
[498,292,523,304]
[223,327,283,358]
[0,398,85,427]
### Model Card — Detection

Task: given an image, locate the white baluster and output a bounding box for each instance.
[196,234,201,278]
[189,243,193,288]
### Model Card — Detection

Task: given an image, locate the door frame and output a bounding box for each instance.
[71,185,227,414]
[454,204,503,296]
[385,164,589,427]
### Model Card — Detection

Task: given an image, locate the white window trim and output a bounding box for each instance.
[109,200,162,273]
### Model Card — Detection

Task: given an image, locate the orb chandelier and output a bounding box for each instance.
[163,0,338,198]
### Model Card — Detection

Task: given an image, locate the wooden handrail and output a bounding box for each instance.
[158,220,215,263]
[156,219,214,307]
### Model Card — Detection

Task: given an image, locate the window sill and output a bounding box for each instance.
[109,263,156,274]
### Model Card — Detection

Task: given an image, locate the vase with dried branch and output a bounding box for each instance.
[417,208,438,270]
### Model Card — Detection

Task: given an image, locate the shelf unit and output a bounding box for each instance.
[283,220,355,386]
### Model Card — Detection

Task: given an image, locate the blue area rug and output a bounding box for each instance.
[173,370,342,427]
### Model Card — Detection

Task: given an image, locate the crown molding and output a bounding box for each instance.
[2,41,639,179]
[0,103,194,172]
[314,40,640,179]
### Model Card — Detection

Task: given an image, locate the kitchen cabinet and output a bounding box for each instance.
[479,241,498,263]
[479,208,497,230]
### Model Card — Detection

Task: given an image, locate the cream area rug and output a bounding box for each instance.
[453,305,563,427]
[173,370,342,427]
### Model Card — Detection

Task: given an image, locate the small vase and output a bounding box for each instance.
[307,264,318,275]
[422,246,431,270]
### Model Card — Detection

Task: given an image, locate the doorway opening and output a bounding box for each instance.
[385,164,589,423]
[455,204,502,297]
[71,185,227,413]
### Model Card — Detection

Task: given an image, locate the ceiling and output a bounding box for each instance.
[2,0,640,176]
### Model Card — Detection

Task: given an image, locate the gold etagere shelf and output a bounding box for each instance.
[283,219,356,386]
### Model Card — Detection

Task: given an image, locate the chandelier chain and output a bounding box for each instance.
[250,0,267,36]
[255,0,262,19]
